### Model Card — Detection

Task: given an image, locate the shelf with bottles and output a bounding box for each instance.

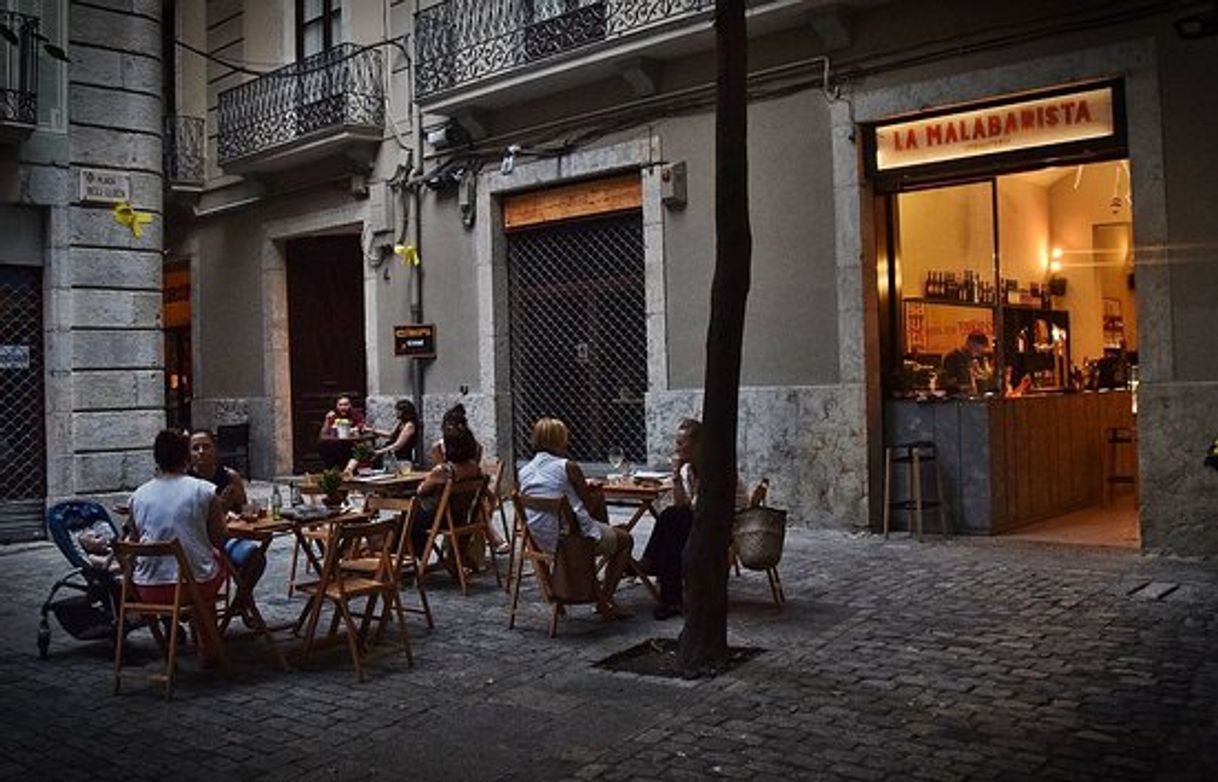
[921,269,997,305]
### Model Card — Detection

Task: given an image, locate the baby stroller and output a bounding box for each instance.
[37,501,137,659]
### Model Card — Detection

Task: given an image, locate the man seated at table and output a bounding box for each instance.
[189,429,265,620]
[318,396,366,469]
[318,395,366,439]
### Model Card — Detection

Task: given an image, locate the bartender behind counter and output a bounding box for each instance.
[942,331,994,396]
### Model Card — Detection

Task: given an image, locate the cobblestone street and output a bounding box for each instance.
[2,522,1215,781]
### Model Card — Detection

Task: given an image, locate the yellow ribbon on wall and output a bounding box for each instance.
[394,243,421,267]
[112,201,153,238]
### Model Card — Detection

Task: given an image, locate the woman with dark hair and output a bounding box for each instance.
[189,430,247,514]
[189,429,265,617]
[374,399,419,461]
[128,429,227,663]
[641,418,748,620]
[409,419,493,561]
[428,403,484,466]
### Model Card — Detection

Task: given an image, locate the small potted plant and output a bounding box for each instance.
[318,468,346,508]
[351,441,376,472]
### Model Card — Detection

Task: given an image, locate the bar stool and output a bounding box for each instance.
[1102,426,1137,506]
[883,441,948,540]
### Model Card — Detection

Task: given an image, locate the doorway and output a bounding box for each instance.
[163,260,191,430]
[0,265,46,541]
[878,159,1140,546]
[285,235,366,473]
[507,211,647,463]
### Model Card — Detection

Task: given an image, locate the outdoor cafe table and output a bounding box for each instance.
[341,469,430,499]
[227,509,372,642]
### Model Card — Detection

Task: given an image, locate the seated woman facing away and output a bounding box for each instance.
[129,429,229,664]
[189,429,265,615]
[518,417,634,619]
[640,418,748,620]
[428,403,484,467]
[409,417,503,564]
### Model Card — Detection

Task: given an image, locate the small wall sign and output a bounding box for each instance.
[394,323,436,358]
[0,344,31,370]
[79,169,131,204]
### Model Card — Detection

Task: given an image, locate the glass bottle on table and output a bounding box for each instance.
[270,484,283,520]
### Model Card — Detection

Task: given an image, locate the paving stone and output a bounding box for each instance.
[3,529,1218,780]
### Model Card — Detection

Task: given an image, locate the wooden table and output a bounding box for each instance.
[596,479,672,601]
[231,510,372,639]
[341,470,430,498]
[599,479,672,532]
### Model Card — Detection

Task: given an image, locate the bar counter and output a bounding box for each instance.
[885,391,1134,534]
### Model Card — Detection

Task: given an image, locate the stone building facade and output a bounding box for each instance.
[1,0,164,540]
[8,1,1214,557]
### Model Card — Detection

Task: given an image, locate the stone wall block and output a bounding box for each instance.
[70,84,162,132]
[71,289,162,329]
[69,5,160,52]
[69,205,163,249]
[68,247,161,288]
[21,165,73,205]
[72,330,161,369]
[1138,382,1218,557]
[72,410,165,451]
[70,46,123,88]
[70,127,162,175]
[73,369,163,410]
[74,450,156,493]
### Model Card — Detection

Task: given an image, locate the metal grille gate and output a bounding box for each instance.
[0,265,46,541]
[508,212,646,463]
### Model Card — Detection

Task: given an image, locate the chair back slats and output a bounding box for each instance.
[112,538,227,698]
[508,491,601,636]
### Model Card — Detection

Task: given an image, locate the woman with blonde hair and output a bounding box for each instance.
[517,417,634,618]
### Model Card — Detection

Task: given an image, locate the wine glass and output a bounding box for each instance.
[607,448,625,473]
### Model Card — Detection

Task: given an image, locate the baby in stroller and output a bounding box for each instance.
[37,501,134,658]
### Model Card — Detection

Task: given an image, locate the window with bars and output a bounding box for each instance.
[507,212,647,464]
[0,265,46,539]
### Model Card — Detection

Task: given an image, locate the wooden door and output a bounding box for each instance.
[286,236,366,473]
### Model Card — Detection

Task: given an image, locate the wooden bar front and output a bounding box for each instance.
[885,392,1134,534]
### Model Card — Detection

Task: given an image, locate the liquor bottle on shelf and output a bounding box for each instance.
[925,271,934,299]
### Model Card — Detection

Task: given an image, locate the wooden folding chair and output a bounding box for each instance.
[288,474,332,597]
[416,474,501,595]
[481,460,513,547]
[508,492,602,638]
[347,497,434,629]
[297,517,413,682]
[112,539,229,699]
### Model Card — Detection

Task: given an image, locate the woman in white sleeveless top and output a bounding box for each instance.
[518,417,634,618]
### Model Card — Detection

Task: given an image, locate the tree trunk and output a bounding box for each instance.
[677,0,751,676]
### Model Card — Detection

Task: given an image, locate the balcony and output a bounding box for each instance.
[418,0,826,114]
[217,43,385,175]
[164,115,205,191]
[0,10,38,143]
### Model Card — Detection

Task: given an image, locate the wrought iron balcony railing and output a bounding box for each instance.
[1,10,39,129]
[217,43,385,166]
[415,0,714,99]
[164,114,205,188]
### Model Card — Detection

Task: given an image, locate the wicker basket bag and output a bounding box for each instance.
[732,505,787,570]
